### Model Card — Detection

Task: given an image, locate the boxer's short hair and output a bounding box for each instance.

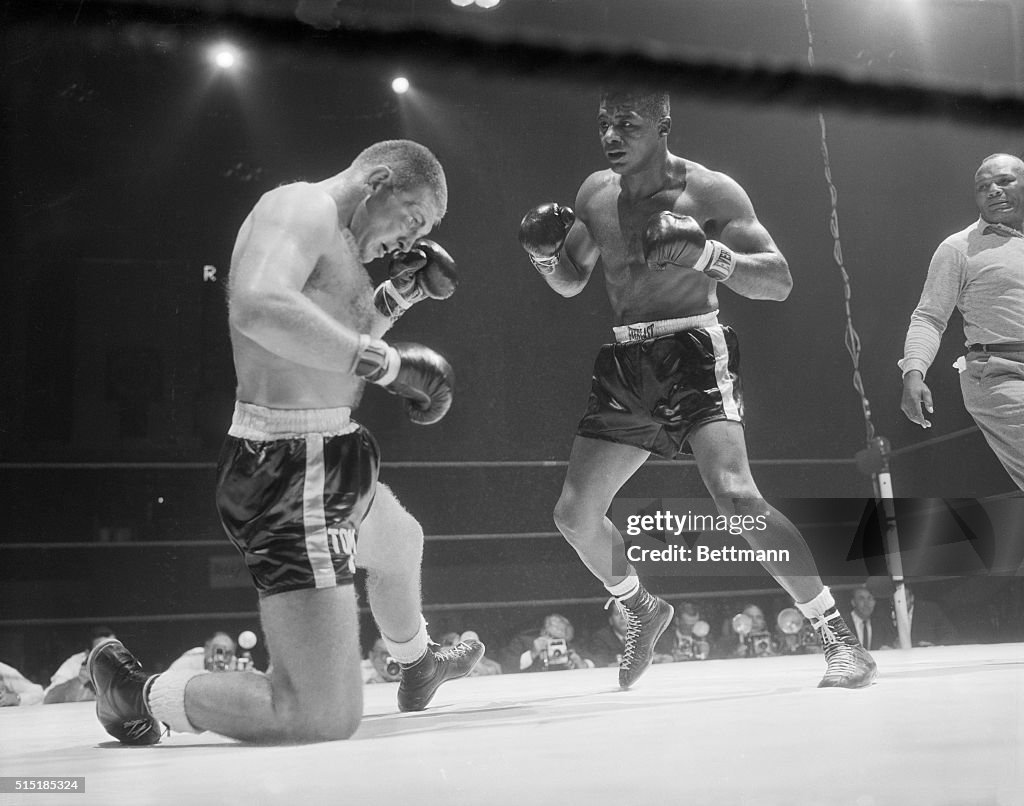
[600,89,670,122]
[354,139,448,221]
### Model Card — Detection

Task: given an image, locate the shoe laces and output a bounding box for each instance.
[617,599,648,669]
[814,618,838,648]
[814,615,858,678]
[604,597,635,665]
[432,641,477,663]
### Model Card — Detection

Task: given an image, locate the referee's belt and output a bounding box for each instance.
[966,342,1024,353]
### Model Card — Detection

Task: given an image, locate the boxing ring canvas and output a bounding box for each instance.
[1,644,1022,806]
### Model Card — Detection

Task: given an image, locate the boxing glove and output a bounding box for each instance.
[642,211,735,281]
[353,338,454,425]
[518,203,576,275]
[374,239,458,318]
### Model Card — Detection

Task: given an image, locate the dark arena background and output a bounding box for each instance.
[1,1,1023,804]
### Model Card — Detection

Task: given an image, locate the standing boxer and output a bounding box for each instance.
[518,90,875,690]
[89,139,482,745]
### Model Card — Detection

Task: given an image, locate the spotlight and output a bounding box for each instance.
[391,76,410,94]
[450,0,474,6]
[209,43,240,70]
[475,0,501,7]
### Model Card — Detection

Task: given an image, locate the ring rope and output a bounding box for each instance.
[0,582,876,628]
[7,1,1024,126]
[0,457,856,470]
[802,0,876,447]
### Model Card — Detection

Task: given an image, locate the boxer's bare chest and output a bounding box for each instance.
[584,182,719,322]
[588,184,713,271]
[305,231,376,335]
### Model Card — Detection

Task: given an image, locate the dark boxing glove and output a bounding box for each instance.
[374,239,458,319]
[642,212,735,281]
[353,337,453,425]
[518,203,576,275]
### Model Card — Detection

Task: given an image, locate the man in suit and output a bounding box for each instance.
[847,586,890,651]
[901,585,959,647]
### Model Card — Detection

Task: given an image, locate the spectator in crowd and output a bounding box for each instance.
[774,607,823,655]
[588,603,629,667]
[43,626,116,704]
[440,631,502,676]
[44,658,96,704]
[363,638,403,684]
[167,632,238,672]
[846,586,891,652]
[500,614,594,673]
[661,601,715,662]
[1,661,44,706]
[893,584,959,647]
[720,604,778,659]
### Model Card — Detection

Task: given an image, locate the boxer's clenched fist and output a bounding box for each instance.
[642,212,735,281]
[519,203,576,275]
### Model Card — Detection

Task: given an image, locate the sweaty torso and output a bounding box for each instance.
[579,159,722,325]
[229,186,382,409]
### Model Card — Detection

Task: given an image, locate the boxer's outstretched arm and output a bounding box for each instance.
[229,186,364,373]
[708,175,792,301]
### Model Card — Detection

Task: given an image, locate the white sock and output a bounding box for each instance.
[606,575,640,601]
[795,586,836,622]
[147,670,207,734]
[384,616,430,666]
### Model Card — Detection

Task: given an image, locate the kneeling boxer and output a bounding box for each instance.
[89,139,482,745]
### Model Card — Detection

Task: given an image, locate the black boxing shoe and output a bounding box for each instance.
[87,638,163,745]
[397,639,484,712]
[618,588,674,690]
[813,609,878,689]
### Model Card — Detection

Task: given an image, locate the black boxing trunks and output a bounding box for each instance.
[215,402,379,597]
[577,312,744,458]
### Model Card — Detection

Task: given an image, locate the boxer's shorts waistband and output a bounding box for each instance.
[612,311,720,344]
[228,401,359,440]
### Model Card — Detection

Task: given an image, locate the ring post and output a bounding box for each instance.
[858,436,912,649]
